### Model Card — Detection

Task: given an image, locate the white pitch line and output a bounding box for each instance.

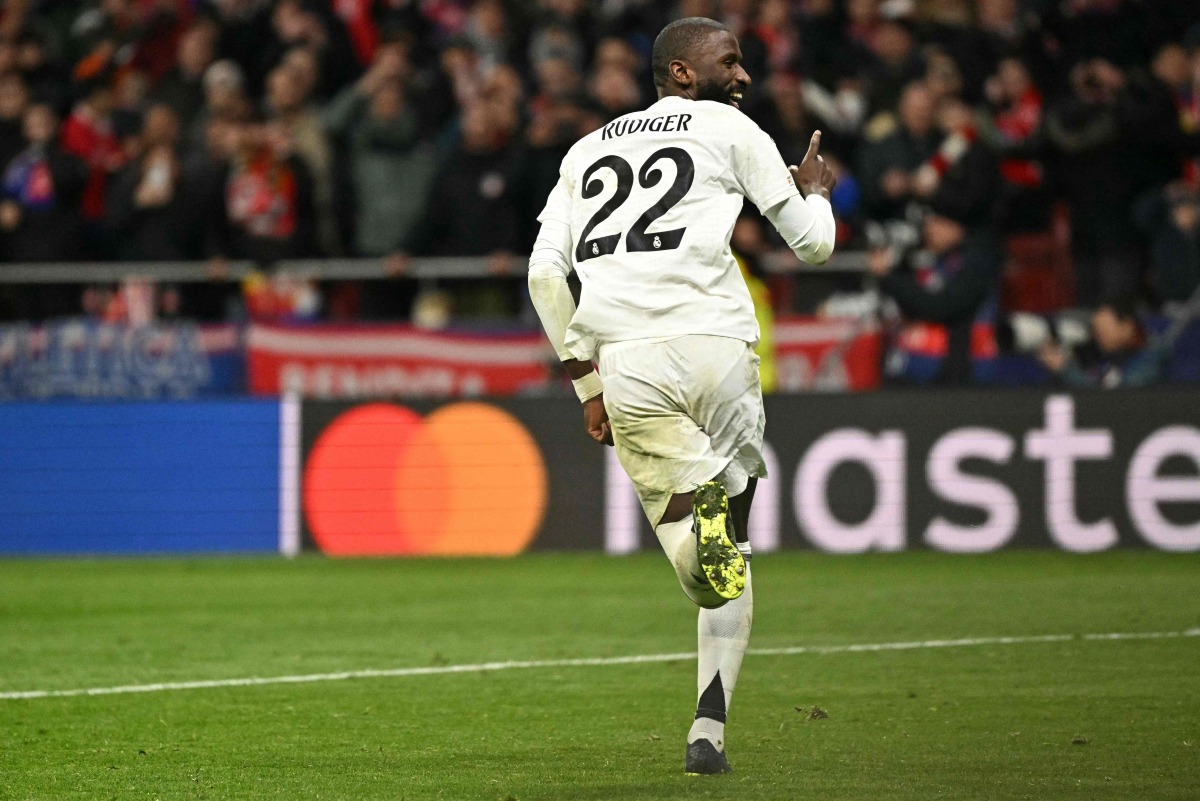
[2,629,1197,702]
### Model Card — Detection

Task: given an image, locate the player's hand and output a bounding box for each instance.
[790,130,836,200]
[583,395,613,446]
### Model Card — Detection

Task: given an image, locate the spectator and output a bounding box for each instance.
[752,70,818,168]
[527,0,590,75]
[859,81,940,224]
[975,0,1045,88]
[60,78,125,235]
[910,98,1001,230]
[0,73,29,171]
[864,19,924,117]
[0,103,87,264]
[1046,58,1137,303]
[869,207,1004,386]
[184,59,252,152]
[281,47,321,102]
[150,19,218,134]
[436,36,487,115]
[750,0,800,74]
[533,56,582,106]
[1135,183,1200,304]
[923,48,965,106]
[868,107,1003,386]
[415,102,518,256]
[979,55,1050,233]
[183,115,241,320]
[1117,58,1188,202]
[265,60,337,255]
[477,65,522,145]
[411,102,521,317]
[1151,42,1200,185]
[592,36,645,85]
[322,55,437,258]
[588,64,641,121]
[845,0,882,52]
[462,0,511,72]
[262,0,360,101]
[107,104,203,261]
[112,70,152,153]
[1038,295,1168,387]
[206,119,316,265]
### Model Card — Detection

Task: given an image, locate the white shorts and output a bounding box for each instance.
[598,334,767,526]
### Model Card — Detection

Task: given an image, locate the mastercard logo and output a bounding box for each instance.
[303,402,548,556]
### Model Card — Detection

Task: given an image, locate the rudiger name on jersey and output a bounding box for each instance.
[602,113,693,140]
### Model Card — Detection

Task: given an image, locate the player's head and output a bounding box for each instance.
[652,17,750,107]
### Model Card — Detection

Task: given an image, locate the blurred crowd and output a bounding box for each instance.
[0,0,1198,357]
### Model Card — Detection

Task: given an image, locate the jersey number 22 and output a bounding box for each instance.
[575,147,695,263]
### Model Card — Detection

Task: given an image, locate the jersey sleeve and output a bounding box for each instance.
[537,154,574,225]
[728,122,800,215]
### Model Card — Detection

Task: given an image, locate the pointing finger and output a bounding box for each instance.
[804,130,822,161]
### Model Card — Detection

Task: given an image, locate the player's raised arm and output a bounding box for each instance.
[764,130,838,265]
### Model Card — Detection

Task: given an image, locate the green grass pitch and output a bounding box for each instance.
[1,551,1197,800]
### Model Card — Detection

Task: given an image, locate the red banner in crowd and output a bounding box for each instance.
[246,323,553,398]
[246,319,879,398]
[773,316,882,392]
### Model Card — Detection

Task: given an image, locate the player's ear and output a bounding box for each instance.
[669,58,692,88]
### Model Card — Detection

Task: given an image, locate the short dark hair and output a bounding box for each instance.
[651,17,729,89]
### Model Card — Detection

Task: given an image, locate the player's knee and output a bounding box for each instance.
[676,563,728,609]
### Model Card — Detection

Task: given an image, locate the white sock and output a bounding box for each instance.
[654,517,723,608]
[687,560,753,751]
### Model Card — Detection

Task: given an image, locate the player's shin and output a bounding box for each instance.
[688,556,753,756]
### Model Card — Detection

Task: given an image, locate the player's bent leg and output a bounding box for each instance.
[653,479,748,606]
[654,516,727,609]
[691,481,746,601]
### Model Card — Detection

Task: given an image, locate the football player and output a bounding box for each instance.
[527,16,836,775]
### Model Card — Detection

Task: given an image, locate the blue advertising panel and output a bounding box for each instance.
[0,321,245,399]
[0,400,279,554]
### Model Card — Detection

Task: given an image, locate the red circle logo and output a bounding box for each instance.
[303,402,548,556]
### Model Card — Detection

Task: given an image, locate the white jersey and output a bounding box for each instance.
[537,95,801,360]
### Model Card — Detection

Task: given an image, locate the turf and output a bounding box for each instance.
[0,551,1197,801]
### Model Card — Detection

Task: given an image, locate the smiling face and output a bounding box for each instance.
[680,29,752,108]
